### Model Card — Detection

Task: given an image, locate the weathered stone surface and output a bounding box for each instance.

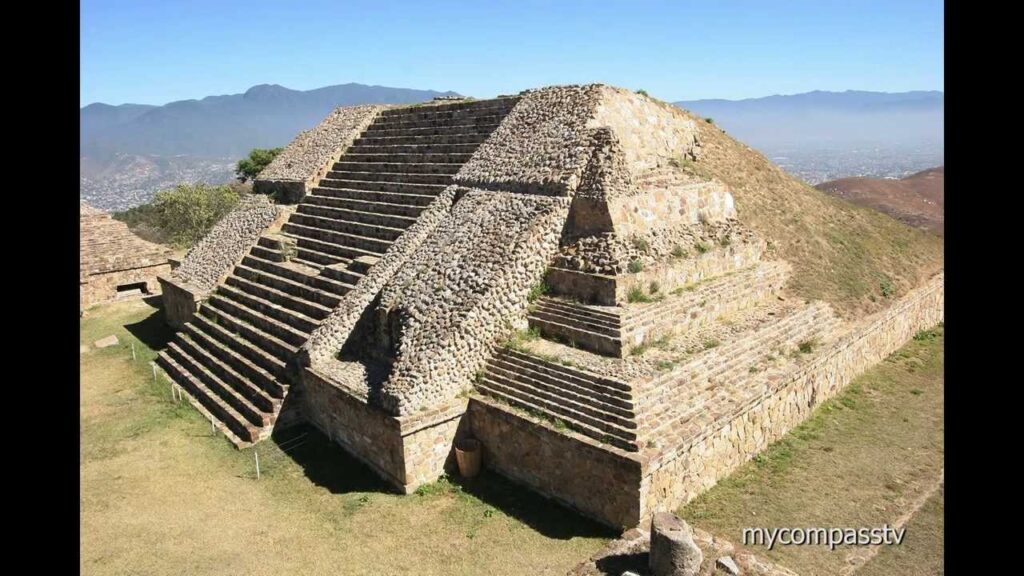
[255,105,385,202]
[94,335,119,349]
[716,556,740,575]
[168,194,286,295]
[79,202,173,310]
[650,512,703,576]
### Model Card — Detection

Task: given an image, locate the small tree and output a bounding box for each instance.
[153,183,241,247]
[235,148,282,183]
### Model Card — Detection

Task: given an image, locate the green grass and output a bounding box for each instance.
[678,324,944,575]
[627,259,644,274]
[626,285,653,303]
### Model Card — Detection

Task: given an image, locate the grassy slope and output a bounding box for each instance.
[678,324,944,575]
[81,300,611,576]
[679,112,944,318]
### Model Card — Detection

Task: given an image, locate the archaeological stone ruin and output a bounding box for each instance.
[80,201,173,311]
[156,84,944,529]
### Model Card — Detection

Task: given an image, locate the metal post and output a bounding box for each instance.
[131,341,136,361]
[152,362,157,382]
[211,418,216,434]
[254,451,260,480]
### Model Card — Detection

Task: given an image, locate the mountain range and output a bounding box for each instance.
[81,84,943,211]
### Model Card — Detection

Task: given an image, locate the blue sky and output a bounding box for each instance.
[80,0,944,107]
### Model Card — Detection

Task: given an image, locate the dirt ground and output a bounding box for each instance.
[80,299,612,576]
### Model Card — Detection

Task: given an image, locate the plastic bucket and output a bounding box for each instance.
[455,438,482,478]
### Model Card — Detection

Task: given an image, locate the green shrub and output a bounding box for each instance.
[695,241,711,254]
[631,237,650,253]
[649,280,661,294]
[879,275,895,298]
[236,148,283,183]
[636,89,649,97]
[627,259,645,274]
[705,117,714,124]
[143,183,241,248]
[671,245,688,258]
[627,286,653,303]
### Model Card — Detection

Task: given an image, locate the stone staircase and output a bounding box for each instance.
[477,349,640,452]
[527,261,790,357]
[158,98,518,446]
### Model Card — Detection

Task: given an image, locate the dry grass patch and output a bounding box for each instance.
[81,300,611,576]
[677,109,943,318]
[678,324,943,575]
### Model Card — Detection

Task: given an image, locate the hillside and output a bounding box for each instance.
[816,167,944,234]
[678,109,944,318]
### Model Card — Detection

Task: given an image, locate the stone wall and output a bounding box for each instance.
[254,105,384,203]
[375,189,571,415]
[590,85,702,181]
[80,262,172,310]
[161,195,287,327]
[606,181,736,237]
[639,273,944,520]
[546,234,764,306]
[302,365,467,492]
[468,396,644,528]
[299,187,457,369]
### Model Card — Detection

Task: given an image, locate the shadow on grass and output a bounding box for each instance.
[448,469,617,541]
[269,423,616,540]
[594,551,649,575]
[270,424,394,495]
[124,297,173,352]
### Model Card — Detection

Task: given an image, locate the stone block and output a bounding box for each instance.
[650,512,702,576]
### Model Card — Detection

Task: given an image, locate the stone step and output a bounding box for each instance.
[331,161,462,175]
[528,306,620,336]
[289,212,406,242]
[224,274,331,321]
[499,348,633,395]
[242,255,337,294]
[166,341,269,427]
[637,305,836,433]
[526,316,622,357]
[379,98,517,117]
[486,359,636,420]
[484,369,636,431]
[157,350,258,444]
[488,356,635,411]
[476,379,638,453]
[354,132,493,147]
[284,232,384,263]
[534,297,621,325]
[184,320,286,398]
[322,171,453,186]
[342,151,474,165]
[359,123,502,139]
[312,185,439,206]
[378,101,516,121]
[365,115,506,131]
[303,193,427,218]
[346,143,480,155]
[175,333,278,416]
[250,244,285,263]
[234,262,345,308]
[282,223,392,256]
[199,302,298,363]
[206,293,308,348]
[622,262,788,330]
[215,283,319,333]
[320,262,365,286]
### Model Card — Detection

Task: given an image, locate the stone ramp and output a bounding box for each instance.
[158,98,518,446]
